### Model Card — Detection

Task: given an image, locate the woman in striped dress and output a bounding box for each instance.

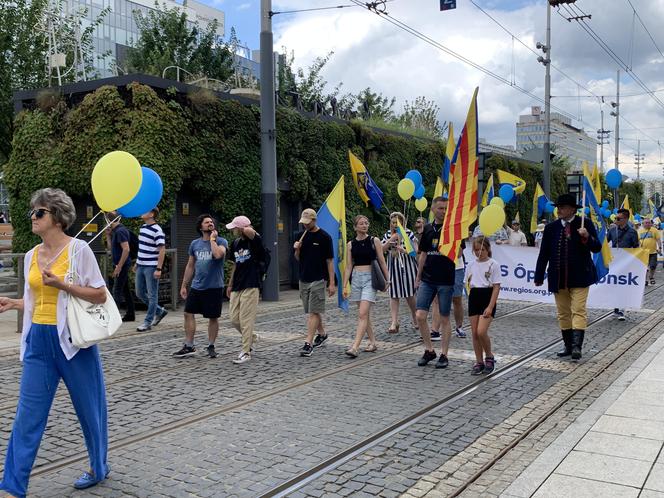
[381,212,419,333]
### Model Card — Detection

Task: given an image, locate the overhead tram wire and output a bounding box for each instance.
[625,0,664,61]
[559,3,664,113]
[346,0,599,130]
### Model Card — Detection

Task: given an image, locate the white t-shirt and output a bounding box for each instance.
[466,258,501,288]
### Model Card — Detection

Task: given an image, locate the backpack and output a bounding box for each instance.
[128,230,139,261]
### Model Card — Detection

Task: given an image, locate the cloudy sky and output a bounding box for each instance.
[208,0,664,180]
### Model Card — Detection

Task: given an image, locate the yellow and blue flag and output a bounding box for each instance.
[317,176,348,312]
[583,176,612,280]
[349,151,384,211]
[395,219,416,257]
[530,182,548,234]
[648,199,656,218]
[480,173,494,207]
[442,123,455,185]
[591,163,602,200]
[621,195,634,223]
[496,169,526,195]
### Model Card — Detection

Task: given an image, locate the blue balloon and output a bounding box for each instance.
[601,200,609,209]
[414,184,425,200]
[604,208,612,218]
[117,167,163,218]
[499,184,514,203]
[544,201,554,214]
[584,207,590,215]
[612,208,618,215]
[635,214,642,221]
[605,169,622,189]
[405,170,423,189]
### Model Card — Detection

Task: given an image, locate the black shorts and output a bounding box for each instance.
[468,287,496,318]
[184,287,223,318]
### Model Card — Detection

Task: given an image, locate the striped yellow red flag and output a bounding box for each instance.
[438,87,479,261]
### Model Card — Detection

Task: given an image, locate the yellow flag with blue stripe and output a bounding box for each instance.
[621,195,634,223]
[317,176,348,312]
[429,177,445,222]
[480,173,494,207]
[396,219,416,257]
[496,169,526,195]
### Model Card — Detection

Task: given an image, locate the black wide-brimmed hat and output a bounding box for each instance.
[554,193,581,209]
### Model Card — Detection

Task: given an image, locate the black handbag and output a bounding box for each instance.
[370,237,387,291]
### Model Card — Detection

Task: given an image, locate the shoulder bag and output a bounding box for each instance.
[66,243,122,348]
[370,237,388,292]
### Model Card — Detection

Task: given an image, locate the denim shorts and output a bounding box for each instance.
[416,281,454,316]
[453,268,465,298]
[350,270,377,303]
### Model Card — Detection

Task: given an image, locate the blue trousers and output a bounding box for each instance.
[135,265,165,327]
[0,324,108,498]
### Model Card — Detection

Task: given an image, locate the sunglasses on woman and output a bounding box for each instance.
[28,208,52,219]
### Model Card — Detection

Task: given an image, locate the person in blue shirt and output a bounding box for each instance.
[173,214,227,359]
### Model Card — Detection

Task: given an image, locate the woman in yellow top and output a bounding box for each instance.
[639,218,662,286]
[0,188,109,498]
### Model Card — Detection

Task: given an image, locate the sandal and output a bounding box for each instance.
[388,324,400,334]
[364,344,378,353]
[345,348,359,358]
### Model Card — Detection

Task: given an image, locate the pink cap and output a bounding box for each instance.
[226,215,251,230]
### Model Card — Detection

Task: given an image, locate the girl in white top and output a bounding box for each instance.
[466,237,501,375]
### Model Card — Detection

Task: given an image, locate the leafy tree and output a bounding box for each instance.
[356,87,396,121]
[0,0,49,163]
[125,3,233,82]
[396,96,445,139]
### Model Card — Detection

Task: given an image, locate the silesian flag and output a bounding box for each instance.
[591,163,602,200]
[442,123,455,185]
[530,182,548,234]
[348,151,384,211]
[317,176,348,312]
[582,162,598,224]
[496,169,526,195]
[396,219,416,258]
[439,87,479,262]
[480,173,494,207]
[583,176,612,280]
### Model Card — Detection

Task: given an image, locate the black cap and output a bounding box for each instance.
[554,193,581,209]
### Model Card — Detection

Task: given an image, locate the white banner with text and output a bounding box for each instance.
[463,245,648,309]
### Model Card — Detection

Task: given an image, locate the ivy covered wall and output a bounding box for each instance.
[6,81,566,252]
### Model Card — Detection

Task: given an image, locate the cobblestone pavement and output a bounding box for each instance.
[0,276,662,497]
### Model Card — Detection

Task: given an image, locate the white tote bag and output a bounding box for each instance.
[66,243,122,348]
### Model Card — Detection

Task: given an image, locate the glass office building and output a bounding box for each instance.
[62,0,225,77]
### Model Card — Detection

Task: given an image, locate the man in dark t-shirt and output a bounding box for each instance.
[294,208,335,357]
[226,215,265,364]
[106,212,135,322]
[415,196,456,369]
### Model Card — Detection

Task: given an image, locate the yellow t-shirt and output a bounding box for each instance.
[28,246,70,325]
[638,228,661,255]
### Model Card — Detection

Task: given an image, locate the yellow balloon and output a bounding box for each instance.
[553,207,558,218]
[415,197,428,212]
[478,204,505,236]
[91,151,142,211]
[489,197,505,208]
[610,213,617,221]
[397,178,415,201]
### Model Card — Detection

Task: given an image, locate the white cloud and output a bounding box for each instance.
[236,2,251,11]
[273,0,664,179]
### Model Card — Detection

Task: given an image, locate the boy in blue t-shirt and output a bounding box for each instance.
[173,214,227,358]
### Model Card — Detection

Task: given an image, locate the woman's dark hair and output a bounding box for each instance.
[196,213,216,235]
[472,236,492,257]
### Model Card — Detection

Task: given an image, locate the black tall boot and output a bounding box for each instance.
[571,329,585,360]
[557,329,573,357]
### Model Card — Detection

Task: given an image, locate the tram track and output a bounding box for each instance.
[258,282,664,497]
[24,300,545,479]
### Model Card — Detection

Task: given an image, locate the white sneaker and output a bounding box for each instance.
[232,352,251,364]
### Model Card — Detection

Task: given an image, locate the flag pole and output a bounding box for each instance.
[581,188,586,229]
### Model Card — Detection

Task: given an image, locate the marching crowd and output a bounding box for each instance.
[0,187,661,498]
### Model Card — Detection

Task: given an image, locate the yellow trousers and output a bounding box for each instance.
[229,288,260,353]
[554,287,589,330]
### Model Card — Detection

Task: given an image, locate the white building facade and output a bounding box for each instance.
[642,179,664,207]
[516,107,597,171]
